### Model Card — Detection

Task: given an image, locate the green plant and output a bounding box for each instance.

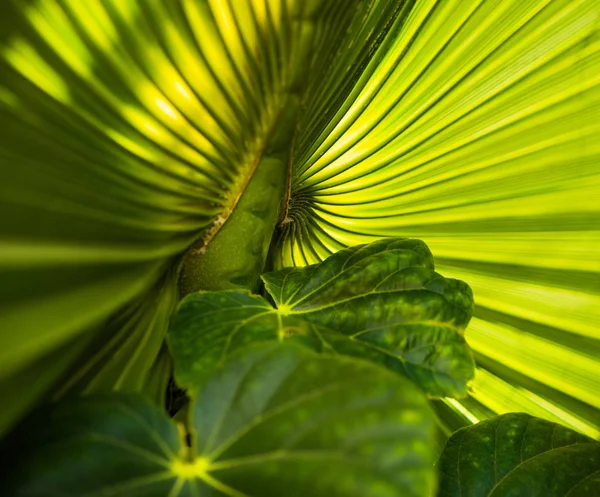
[1,0,599,495]
[3,238,600,495]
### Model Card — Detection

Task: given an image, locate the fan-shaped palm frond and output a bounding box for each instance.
[0,0,598,442]
[279,0,600,439]
[0,0,392,435]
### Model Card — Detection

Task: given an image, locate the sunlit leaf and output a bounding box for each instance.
[0,0,390,434]
[1,0,599,440]
[275,0,600,438]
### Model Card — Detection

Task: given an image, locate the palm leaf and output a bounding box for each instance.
[0,0,599,443]
[279,0,600,439]
[0,0,388,435]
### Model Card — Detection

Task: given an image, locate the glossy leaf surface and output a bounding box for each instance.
[436,412,600,497]
[170,238,475,397]
[264,237,475,396]
[262,238,473,332]
[2,344,437,497]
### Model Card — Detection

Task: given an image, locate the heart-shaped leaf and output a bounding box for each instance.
[170,238,475,397]
[436,412,600,497]
[2,343,437,497]
[189,343,437,496]
[263,238,435,308]
[262,238,473,331]
[263,239,475,398]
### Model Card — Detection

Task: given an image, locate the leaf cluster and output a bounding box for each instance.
[1,238,598,496]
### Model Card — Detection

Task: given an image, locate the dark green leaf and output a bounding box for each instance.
[187,343,437,496]
[262,238,472,327]
[3,343,437,497]
[265,238,475,397]
[169,287,474,398]
[489,443,600,497]
[436,412,600,497]
[170,238,474,397]
[1,394,183,497]
[262,238,435,308]
[168,290,281,390]
[311,324,475,398]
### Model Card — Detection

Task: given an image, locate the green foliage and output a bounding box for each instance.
[3,235,597,496]
[169,237,475,398]
[1,0,598,495]
[2,343,437,497]
[0,0,402,436]
[2,0,599,445]
[436,412,600,497]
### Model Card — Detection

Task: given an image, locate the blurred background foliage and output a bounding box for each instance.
[0,0,598,441]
